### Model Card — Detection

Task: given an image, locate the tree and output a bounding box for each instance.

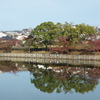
[31,21,57,50]
[50,22,98,53]
[87,38,100,52]
[50,22,81,53]
[0,39,13,52]
[75,23,97,42]
[30,22,98,53]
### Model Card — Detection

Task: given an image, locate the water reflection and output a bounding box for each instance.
[30,64,99,94]
[0,60,100,94]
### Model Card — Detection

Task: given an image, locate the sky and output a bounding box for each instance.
[0,0,100,31]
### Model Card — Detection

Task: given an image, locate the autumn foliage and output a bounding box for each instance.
[0,39,21,52]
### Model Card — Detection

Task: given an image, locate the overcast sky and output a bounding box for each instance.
[0,0,100,31]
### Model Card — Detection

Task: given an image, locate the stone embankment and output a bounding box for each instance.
[0,53,100,66]
[0,53,100,60]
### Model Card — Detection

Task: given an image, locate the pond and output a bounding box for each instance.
[0,58,100,100]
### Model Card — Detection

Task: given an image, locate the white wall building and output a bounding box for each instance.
[0,32,7,38]
[16,35,28,40]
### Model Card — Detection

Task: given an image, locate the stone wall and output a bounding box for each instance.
[0,53,100,60]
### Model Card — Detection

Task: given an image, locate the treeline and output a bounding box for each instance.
[26,21,98,53]
[0,21,99,53]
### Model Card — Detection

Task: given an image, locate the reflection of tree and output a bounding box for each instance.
[30,65,99,94]
[0,61,99,94]
[0,61,17,73]
[31,68,59,93]
[62,75,97,94]
[0,61,28,73]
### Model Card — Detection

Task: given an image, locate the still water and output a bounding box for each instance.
[0,59,100,100]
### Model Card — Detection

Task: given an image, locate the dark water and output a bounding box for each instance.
[0,60,100,100]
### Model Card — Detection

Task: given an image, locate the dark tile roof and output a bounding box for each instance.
[1,36,14,40]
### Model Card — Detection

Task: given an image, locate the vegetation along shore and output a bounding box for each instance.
[0,21,100,55]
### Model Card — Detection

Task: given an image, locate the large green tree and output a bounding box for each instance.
[31,21,57,49]
[56,22,97,44]
[50,22,81,53]
[30,21,97,53]
[75,23,97,41]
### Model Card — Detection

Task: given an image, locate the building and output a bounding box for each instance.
[0,32,7,38]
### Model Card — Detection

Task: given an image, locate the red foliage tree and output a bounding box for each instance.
[49,36,75,53]
[87,39,100,52]
[0,39,19,52]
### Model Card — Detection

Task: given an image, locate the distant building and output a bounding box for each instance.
[0,32,7,37]
[95,26,100,34]
[22,28,32,35]
[25,35,34,40]
[16,35,28,40]
[1,36,14,40]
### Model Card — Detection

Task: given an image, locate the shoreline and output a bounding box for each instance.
[0,56,100,66]
[0,53,100,60]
